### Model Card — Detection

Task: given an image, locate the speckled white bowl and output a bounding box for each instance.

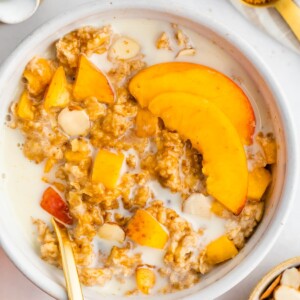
[0,0,298,299]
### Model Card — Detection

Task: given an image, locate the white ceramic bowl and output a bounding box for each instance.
[0,1,298,299]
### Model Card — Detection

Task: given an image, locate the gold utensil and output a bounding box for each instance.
[241,0,300,41]
[51,218,84,300]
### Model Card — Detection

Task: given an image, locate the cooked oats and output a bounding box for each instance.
[9,22,275,296]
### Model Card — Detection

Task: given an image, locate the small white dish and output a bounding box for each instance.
[0,0,40,24]
[249,256,300,300]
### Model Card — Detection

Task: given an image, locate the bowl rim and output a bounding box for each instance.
[0,0,298,299]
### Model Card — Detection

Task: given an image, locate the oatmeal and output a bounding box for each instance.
[6,19,276,296]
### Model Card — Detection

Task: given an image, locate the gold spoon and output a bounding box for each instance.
[241,0,300,41]
[51,218,84,300]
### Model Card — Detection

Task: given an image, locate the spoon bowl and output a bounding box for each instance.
[241,0,279,7]
[0,0,40,24]
[241,0,300,40]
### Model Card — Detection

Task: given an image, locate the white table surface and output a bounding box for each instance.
[0,0,299,299]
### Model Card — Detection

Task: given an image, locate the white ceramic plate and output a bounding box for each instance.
[0,0,298,299]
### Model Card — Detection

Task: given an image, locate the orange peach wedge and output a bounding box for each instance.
[206,235,238,265]
[44,66,70,111]
[148,92,248,215]
[16,91,34,120]
[73,55,114,104]
[129,62,255,145]
[126,209,169,249]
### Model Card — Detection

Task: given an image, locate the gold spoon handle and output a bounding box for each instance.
[51,218,84,300]
[275,0,300,41]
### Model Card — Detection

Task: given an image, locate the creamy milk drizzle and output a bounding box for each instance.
[1,18,274,295]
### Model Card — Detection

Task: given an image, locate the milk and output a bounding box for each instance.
[0,18,273,295]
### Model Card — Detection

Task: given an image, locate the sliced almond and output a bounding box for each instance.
[156,32,171,50]
[281,267,300,289]
[260,274,281,300]
[182,193,212,218]
[98,222,125,243]
[58,107,90,137]
[274,285,300,300]
[176,48,196,58]
[108,36,140,60]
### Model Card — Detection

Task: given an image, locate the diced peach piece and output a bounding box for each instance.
[16,91,34,120]
[44,158,56,173]
[23,57,54,96]
[149,93,248,215]
[135,109,158,137]
[247,167,271,201]
[92,150,124,189]
[206,235,238,265]
[256,133,277,164]
[136,267,156,294]
[73,55,114,103]
[44,66,70,110]
[129,62,255,145]
[126,209,169,249]
[211,200,226,217]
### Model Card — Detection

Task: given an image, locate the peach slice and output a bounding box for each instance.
[129,62,255,145]
[44,66,69,111]
[149,92,248,214]
[92,150,124,189]
[206,235,238,265]
[73,55,114,103]
[126,209,169,249]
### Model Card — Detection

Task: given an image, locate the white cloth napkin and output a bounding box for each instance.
[230,0,300,54]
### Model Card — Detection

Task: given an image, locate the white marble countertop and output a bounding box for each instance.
[0,0,299,299]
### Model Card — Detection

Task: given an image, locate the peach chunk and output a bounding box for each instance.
[247,167,271,201]
[73,55,114,103]
[149,92,248,215]
[16,91,34,120]
[23,57,54,96]
[44,66,69,110]
[206,235,238,265]
[136,267,156,294]
[92,149,124,189]
[126,209,169,249]
[129,62,255,145]
[135,109,158,137]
